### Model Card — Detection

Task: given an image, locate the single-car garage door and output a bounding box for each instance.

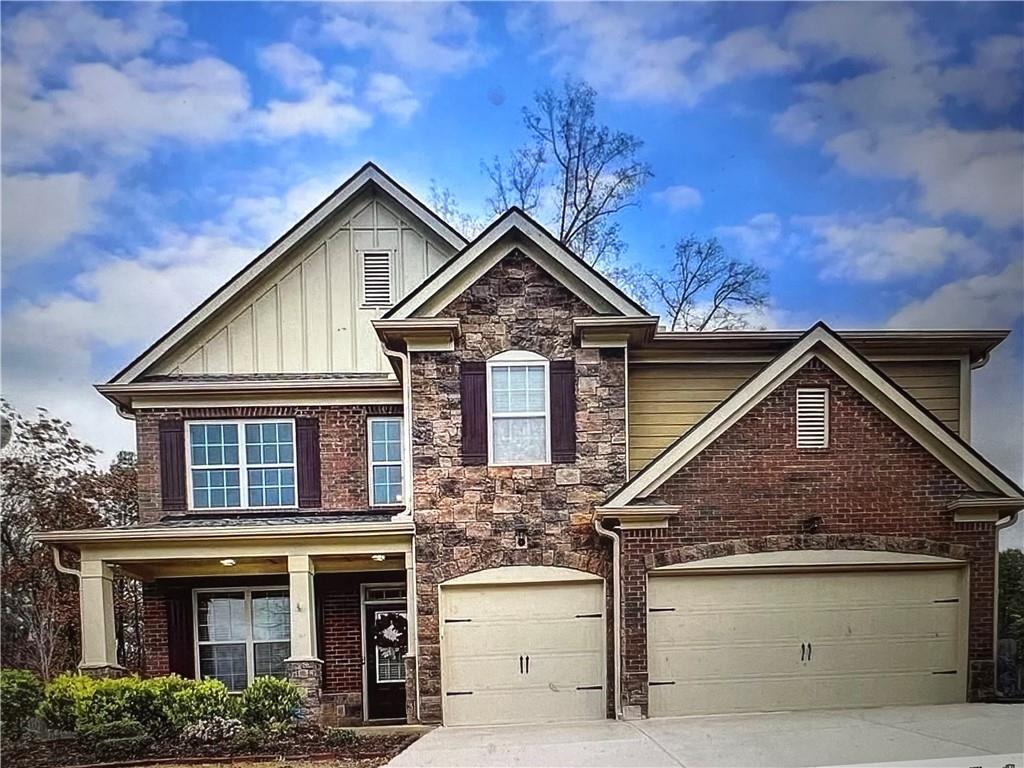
[440,567,606,726]
[648,557,968,717]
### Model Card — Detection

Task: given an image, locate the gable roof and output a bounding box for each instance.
[110,162,467,385]
[605,322,1024,508]
[383,207,650,319]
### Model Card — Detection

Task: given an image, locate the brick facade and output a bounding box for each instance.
[408,251,626,723]
[135,404,401,523]
[619,358,998,714]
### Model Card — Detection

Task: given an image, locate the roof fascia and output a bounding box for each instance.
[385,209,648,320]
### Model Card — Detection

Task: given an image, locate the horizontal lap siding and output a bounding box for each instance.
[628,359,961,474]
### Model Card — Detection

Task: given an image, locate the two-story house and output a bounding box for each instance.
[39,163,1023,726]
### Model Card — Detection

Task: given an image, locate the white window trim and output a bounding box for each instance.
[486,350,551,467]
[192,586,290,692]
[367,416,404,507]
[360,250,395,309]
[184,418,298,511]
[796,387,830,448]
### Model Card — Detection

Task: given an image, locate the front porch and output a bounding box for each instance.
[37,516,417,725]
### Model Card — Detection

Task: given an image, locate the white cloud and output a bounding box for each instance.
[254,84,372,140]
[321,3,483,74]
[654,184,702,211]
[257,42,325,93]
[800,216,990,282]
[365,73,420,121]
[827,127,1024,229]
[1,172,111,267]
[888,259,1023,330]
[785,2,943,70]
[514,5,793,105]
[3,57,251,167]
[715,213,783,261]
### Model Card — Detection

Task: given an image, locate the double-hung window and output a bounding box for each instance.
[187,420,296,510]
[194,588,290,691]
[487,351,550,465]
[368,417,403,506]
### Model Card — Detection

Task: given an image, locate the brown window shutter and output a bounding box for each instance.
[296,417,322,508]
[166,587,195,678]
[159,419,187,511]
[461,361,487,465]
[550,360,576,463]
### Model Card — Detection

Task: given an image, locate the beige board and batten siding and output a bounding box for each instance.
[152,192,455,376]
[629,359,961,473]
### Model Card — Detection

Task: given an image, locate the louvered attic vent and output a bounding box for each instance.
[796,388,829,448]
[362,252,393,307]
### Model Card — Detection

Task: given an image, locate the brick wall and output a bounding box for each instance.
[141,585,169,677]
[135,404,401,523]
[409,251,626,722]
[619,358,998,713]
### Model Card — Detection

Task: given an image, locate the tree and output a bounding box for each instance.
[0,402,142,678]
[621,235,769,331]
[999,548,1024,694]
[428,181,484,238]
[483,79,653,266]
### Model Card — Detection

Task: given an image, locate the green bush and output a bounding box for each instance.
[238,676,301,727]
[76,717,147,742]
[142,674,194,720]
[166,678,235,729]
[39,673,98,731]
[326,727,358,748]
[0,669,44,738]
[74,676,165,733]
[180,715,244,744]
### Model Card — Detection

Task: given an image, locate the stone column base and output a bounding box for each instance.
[78,664,126,679]
[404,655,418,724]
[284,658,324,720]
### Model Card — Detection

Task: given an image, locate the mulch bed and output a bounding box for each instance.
[1,730,419,768]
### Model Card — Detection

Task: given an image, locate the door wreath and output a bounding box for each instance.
[373,611,408,657]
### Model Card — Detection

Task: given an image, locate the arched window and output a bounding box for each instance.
[486,350,550,465]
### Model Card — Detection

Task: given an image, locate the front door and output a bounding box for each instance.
[364,595,408,720]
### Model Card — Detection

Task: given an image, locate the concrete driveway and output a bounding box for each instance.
[387,704,1023,768]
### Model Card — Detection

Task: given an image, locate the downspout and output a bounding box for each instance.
[52,546,81,579]
[381,344,421,723]
[994,509,1020,696]
[594,516,622,719]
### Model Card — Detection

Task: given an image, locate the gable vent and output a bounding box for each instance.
[796,388,829,448]
[362,252,393,308]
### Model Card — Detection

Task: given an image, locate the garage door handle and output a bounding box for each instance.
[801,642,806,661]
[525,656,530,674]
[807,642,812,661]
[520,655,524,674]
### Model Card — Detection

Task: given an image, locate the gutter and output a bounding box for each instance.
[994,508,1021,695]
[594,516,622,719]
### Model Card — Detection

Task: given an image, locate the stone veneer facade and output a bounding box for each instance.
[134,404,401,523]
[408,251,627,723]
[619,358,998,715]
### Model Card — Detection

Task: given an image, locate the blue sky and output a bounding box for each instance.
[2,2,1022,539]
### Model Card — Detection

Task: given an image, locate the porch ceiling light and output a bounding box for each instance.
[371,554,387,562]
[219,558,236,567]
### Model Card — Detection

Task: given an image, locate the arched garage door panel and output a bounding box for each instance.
[441,577,605,726]
[648,566,967,717]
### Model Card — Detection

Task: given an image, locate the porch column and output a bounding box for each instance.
[78,559,123,677]
[284,554,322,719]
[404,549,419,723]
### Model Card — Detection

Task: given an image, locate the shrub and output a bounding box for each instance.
[0,669,44,738]
[39,673,98,732]
[74,676,164,733]
[181,715,244,744]
[238,676,301,727]
[166,678,235,729]
[326,727,358,748]
[77,717,155,760]
[142,675,194,720]
[231,725,267,753]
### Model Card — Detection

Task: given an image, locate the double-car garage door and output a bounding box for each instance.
[440,568,606,726]
[648,558,968,717]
